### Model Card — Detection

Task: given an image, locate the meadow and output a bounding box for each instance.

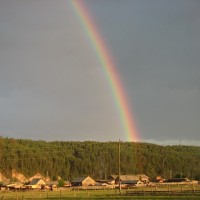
[1,185,200,200]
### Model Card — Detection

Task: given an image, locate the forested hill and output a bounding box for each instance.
[0,137,200,181]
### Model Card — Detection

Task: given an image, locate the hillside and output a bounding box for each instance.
[0,137,200,181]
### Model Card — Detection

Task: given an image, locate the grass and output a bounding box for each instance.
[1,186,200,200]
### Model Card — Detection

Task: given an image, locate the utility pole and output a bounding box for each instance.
[118,140,121,194]
[162,148,165,178]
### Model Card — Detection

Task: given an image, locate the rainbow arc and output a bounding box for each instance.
[70,0,139,141]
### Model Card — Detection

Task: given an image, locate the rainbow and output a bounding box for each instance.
[70,0,139,142]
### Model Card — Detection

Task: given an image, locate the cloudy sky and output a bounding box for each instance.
[0,0,200,145]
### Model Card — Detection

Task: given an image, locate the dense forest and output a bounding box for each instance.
[0,137,200,181]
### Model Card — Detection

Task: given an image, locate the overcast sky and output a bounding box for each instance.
[0,0,200,145]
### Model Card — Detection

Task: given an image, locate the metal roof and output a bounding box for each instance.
[72,176,92,183]
[28,178,45,185]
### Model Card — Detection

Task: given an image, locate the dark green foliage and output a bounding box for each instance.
[195,174,200,181]
[0,137,200,181]
[173,173,186,178]
[58,179,64,187]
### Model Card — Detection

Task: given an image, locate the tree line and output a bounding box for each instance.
[0,137,200,181]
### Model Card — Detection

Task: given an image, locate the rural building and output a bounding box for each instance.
[46,181,58,189]
[64,181,71,187]
[108,175,118,185]
[6,182,24,190]
[108,175,118,180]
[166,178,189,183]
[27,178,46,189]
[109,174,149,184]
[71,176,96,186]
[29,173,43,181]
[115,174,149,185]
[115,175,141,185]
[154,176,165,183]
[137,174,150,183]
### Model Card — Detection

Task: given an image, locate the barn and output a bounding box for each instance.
[71,176,96,186]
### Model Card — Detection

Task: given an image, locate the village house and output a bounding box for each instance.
[108,175,118,185]
[71,176,96,186]
[165,178,190,183]
[26,178,46,189]
[114,174,150,187]
[6,182,24,190]
[64,181,71,187]
[115,175,144,186]
[45,181,58,189]
[154,176,165,183]
[137,174,150,183]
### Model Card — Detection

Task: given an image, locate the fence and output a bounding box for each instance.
[126,184,200,196]
[1,185,200,199]
[0,189,111,199]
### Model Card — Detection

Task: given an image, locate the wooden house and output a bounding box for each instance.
[115,174,149,186]
[137,174,150,183]
[116,175,138,184]
[166,178,189,183]
[114,174,149,184]
[6,182,24,190]
[27,178,46,189]
[107,175,118,185]
[64,181,71,187]
[46,181,58,189]
[71,176,96,186]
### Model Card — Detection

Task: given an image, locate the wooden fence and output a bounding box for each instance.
[126,185,200,196]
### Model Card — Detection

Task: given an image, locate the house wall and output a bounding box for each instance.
[32,185,39,189]
[37,180,46,185]
[82,177,95,186]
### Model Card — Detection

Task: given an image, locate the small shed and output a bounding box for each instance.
[71,176,96,186]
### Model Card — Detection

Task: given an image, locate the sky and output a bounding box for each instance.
[0,0,200,145]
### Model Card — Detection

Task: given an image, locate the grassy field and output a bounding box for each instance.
[1,185,200,200]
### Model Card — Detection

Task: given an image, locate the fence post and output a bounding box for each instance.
[193,184,195,194]
[180,185,182,195]
[168,186,170,195]
[73,189,76,197]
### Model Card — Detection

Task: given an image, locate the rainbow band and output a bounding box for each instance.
[70,0,138,141]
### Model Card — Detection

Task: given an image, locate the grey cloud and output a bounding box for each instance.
[0,0,200,143]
